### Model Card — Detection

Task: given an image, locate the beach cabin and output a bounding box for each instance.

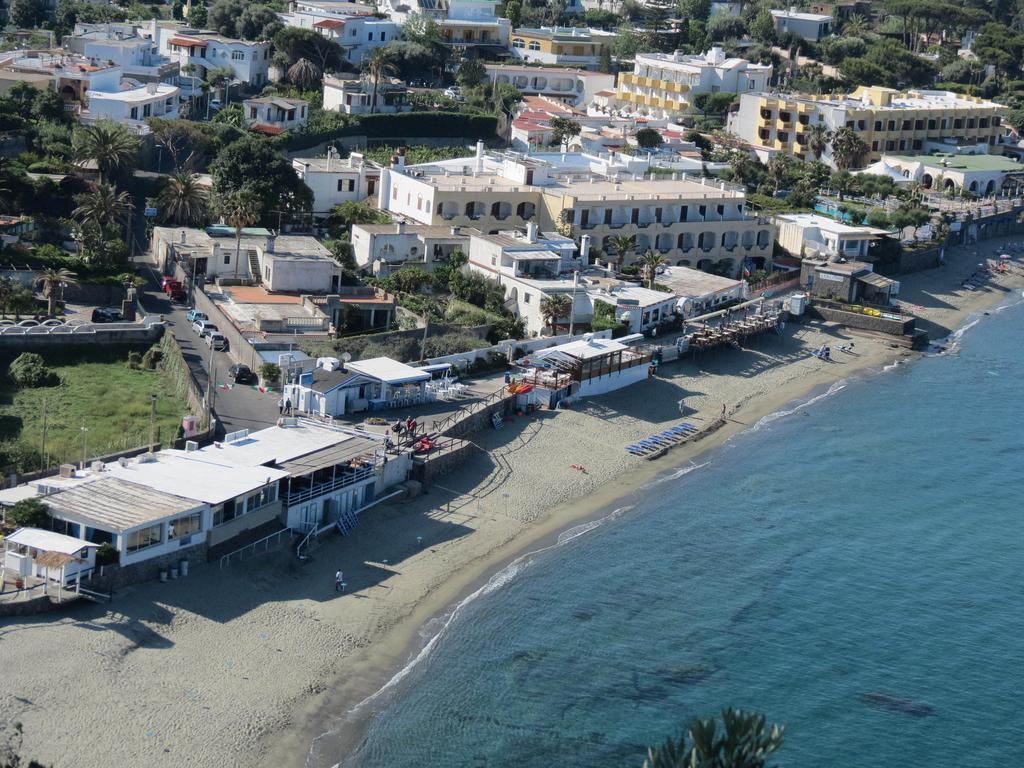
[655,265,748,317]
[520,333,652,406]
[2,528,98,588]
[800,259,900,305]
[284,356,431,415]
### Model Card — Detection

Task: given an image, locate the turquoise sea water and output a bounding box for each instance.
[341,297,1024,768]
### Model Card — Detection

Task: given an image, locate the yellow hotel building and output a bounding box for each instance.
[509,26,616,68]
[729,86,1008,167]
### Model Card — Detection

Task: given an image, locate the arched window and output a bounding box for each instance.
[677,232,694,251]
[466,201,484,219]
[699,232,715,251]
[512,38,525,48]
[491,201,512,220]
[517,202,536,220]
[756,229,770,248]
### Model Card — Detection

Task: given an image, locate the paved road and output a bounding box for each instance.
[135,260,281,437]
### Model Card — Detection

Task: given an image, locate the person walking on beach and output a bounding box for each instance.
[335,570,344,592]
[721,404,727,419]
[285,398,293,415]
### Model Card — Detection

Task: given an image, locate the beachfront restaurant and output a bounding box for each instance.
[43,476,211,568]
[519,334,652,406]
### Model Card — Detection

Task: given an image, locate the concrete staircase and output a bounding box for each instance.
[248,250,261,284]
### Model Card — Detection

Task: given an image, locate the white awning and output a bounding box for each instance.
[347,357,431,385]
[0,485,40,506]
[6,527,98,554]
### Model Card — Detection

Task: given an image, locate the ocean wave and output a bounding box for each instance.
[650,460,713,486]
[312,502,637,768]
[747,379,848,433]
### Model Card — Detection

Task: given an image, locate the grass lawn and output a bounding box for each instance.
[0,346,190,471]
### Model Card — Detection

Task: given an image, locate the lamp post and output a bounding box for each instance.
[568,270,579,337]
[79,425,89,470]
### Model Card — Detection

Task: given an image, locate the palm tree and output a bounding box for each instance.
[72,182,134,228]
[766,155,790,194]
[829,126,869,171]
[643,709,784,768]
[36,267,78,317]
[806,123,831,161]
[287,58,322,91]
[217,189,261,279]
[362,48,398,114]
[159,170,209,226]
[607,234,636,272]
[539,293,572,334]
[830,170,855,202]
[72,121,141,184]
[637,250,667,289]
[842,13,867,37]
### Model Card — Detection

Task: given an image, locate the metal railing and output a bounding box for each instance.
[430,385,513,436]
[285,466,375,506]
[218,527,293,569]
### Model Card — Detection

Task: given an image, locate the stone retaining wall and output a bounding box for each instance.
[807,305,916,336]
[88,543,210,591]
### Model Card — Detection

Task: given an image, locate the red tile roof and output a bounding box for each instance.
[168,37,207,47]
[314,19,346,28]
[249,123,287,135]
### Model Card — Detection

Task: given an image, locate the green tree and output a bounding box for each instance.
[638,249,667,288]
[866,209,891,229]
[327,200,391,235]
[539,293,572,333]
[217,188,261,279]
[9,353,54,388]
[273,26,345,72]
[503,0,522,26]
[706,14,747,41]
[35,267,77,316]
[188,1,208,27]
[829,126,868,170]
[158,170,209,226]
[598,45,613,74]
[362,47,399,115]
[642,709,784,768]
[72,121,141,184]
[9,0,47,27]
[8,498,51,528]
[830,169,855,201]
[456,58,487,88]
[287,57,323,91]
[72,182,134,229]
[748,9,776,43]
[806,123,831,161]
[549,116,582,149]
[205,65,235,109]
[208,136,313,223]
[607,234,636,271]
[635,127,663,150]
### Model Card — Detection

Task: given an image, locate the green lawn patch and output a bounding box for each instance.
[0,345,189,472]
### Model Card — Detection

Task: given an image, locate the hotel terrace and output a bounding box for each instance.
[376,144,775,276]
[729,85,1009,167]
[611,47,772,119]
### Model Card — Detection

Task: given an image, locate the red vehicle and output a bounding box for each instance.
[161,277,183,294]
[168,285,186,301]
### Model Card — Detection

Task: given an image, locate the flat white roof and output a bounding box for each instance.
[214,423,356,467]
[0,485,40,506]
[777,213,881,237]
[538,336,627,360]
[103,451,288,505]
[658,265,745,298]
[347,357,431,385]
[6,527,98,554]
[770,9,831,21]
[41,477,203,533]
[87,84,178,102]
[604,285,678,308]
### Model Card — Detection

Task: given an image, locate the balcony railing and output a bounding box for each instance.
[285,465,375,507]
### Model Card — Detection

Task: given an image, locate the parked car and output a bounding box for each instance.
[91,307,122,323]
[205,332,228,350]
[443,86,462,100]
[162,278,184,295]
[228,363,255,383]
[186,309,208,324]
[198,323,219,338]
[193,319,217,335]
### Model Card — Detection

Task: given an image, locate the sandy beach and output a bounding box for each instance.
[2,238,1022,768]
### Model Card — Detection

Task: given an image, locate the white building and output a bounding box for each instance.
[770,9,833,40]
[153,226,344,293]
[775,213,886,261]
[377,145,775,276]
[32,421,399,566]
[243,96,309,135]
[590,282,678,334]
[466,226,587,335]
[608,47,772,119]
[508,26,617,68]
[379,0,510,48]
[292,152,381,215]
[87,82,180,128]
[525,334,651,401]
[65,27,180,85]
[484,63,612,107]
[151,21,272,90]
[351,222,474,275]
[284,357,431,415]
[874,153,1024,197]
[322,73,409,114]
[278,4,400,65]
[2,528,98,589]
[655,265,748,317]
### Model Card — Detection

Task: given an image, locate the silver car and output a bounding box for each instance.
[205,332,228,350]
